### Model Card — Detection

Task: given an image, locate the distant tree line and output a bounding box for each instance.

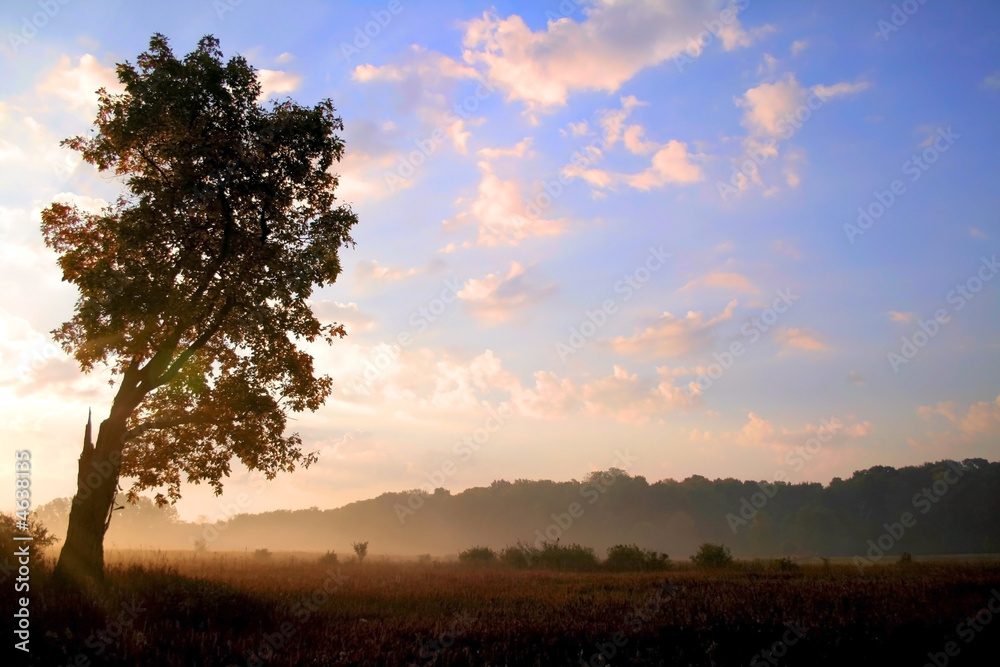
[33,459,1000,558]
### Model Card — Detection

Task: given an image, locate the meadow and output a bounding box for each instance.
[10,549,1000,666]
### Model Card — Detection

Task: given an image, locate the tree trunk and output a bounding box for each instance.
[53,410,128,586]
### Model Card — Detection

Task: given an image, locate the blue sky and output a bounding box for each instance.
[1,0,999,520]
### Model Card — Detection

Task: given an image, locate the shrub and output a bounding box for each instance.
[0,512,58,568]
[773,557,801,573]
[253,548,271,560]
[533,542,599,572]
[458,546,497,564]
[691,543,733,569]
[417,554,433,564]
[499,541,537,569]
[318,550,338,565]
[352,541,369,563]
[604,544,670,572]
[192,537,208,553]
[898,552,914,566]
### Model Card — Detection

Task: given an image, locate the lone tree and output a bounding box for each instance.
[46,34,358,585]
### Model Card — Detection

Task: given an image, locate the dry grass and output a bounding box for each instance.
[10,550,1000,666]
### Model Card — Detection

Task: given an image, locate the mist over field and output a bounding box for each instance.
[32,459,1000,560]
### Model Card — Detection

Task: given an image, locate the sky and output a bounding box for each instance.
[1,0,999,523]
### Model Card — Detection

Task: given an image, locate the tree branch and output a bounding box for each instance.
[122,415,206,442]
[145,294,237,391]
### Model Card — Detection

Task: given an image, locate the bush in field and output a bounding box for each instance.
[253,548,271,560]
[318,550,338,565]
[353,541,368,563]
[691,543,733,569]
[604,544,670,572]
[499,541,537,569]
[458,546,497,564]
[533,542,599,571]
[773,556,801,573]
[192,538,208,553]
[417,554,433,564]
[0,512,58,564]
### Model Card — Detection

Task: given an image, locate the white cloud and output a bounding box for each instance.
[599,95,647,149]
[36,54,121,111]
[328,344,696,424]
[888,311,916,324]
[351,47,487,155]
[758,53,778,76]
[461,1,759,112]
[914,395,1000,449]
[477,137,534,159]
[737,74,869,138]
[561,120,590,138]
[565,140,703,192]
[311,300,376,332]
[790,39,809,56]
[355,259,420,286]
[257,69,302,98]
[605,300,737,359]
[623,125,658,155]
[774,326,829,351]
[457,262,554,325]
[444,161,568,247]
[353,46,479,84]
[734,412,873,454]
[624,141,703,189]
[773,240,802,259]
[679,271,760,295]
[970,227,988,240]
[980,71,1000,91]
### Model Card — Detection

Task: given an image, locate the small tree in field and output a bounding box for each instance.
[691,543,734,569]
[47,33,358,585]
[352,541,368,563]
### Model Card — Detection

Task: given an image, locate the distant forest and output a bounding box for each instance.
[35,459,1000,559]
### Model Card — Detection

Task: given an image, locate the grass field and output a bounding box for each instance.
[11,551,1000,666]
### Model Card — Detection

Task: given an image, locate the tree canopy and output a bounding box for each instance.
[42,33,357,508]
